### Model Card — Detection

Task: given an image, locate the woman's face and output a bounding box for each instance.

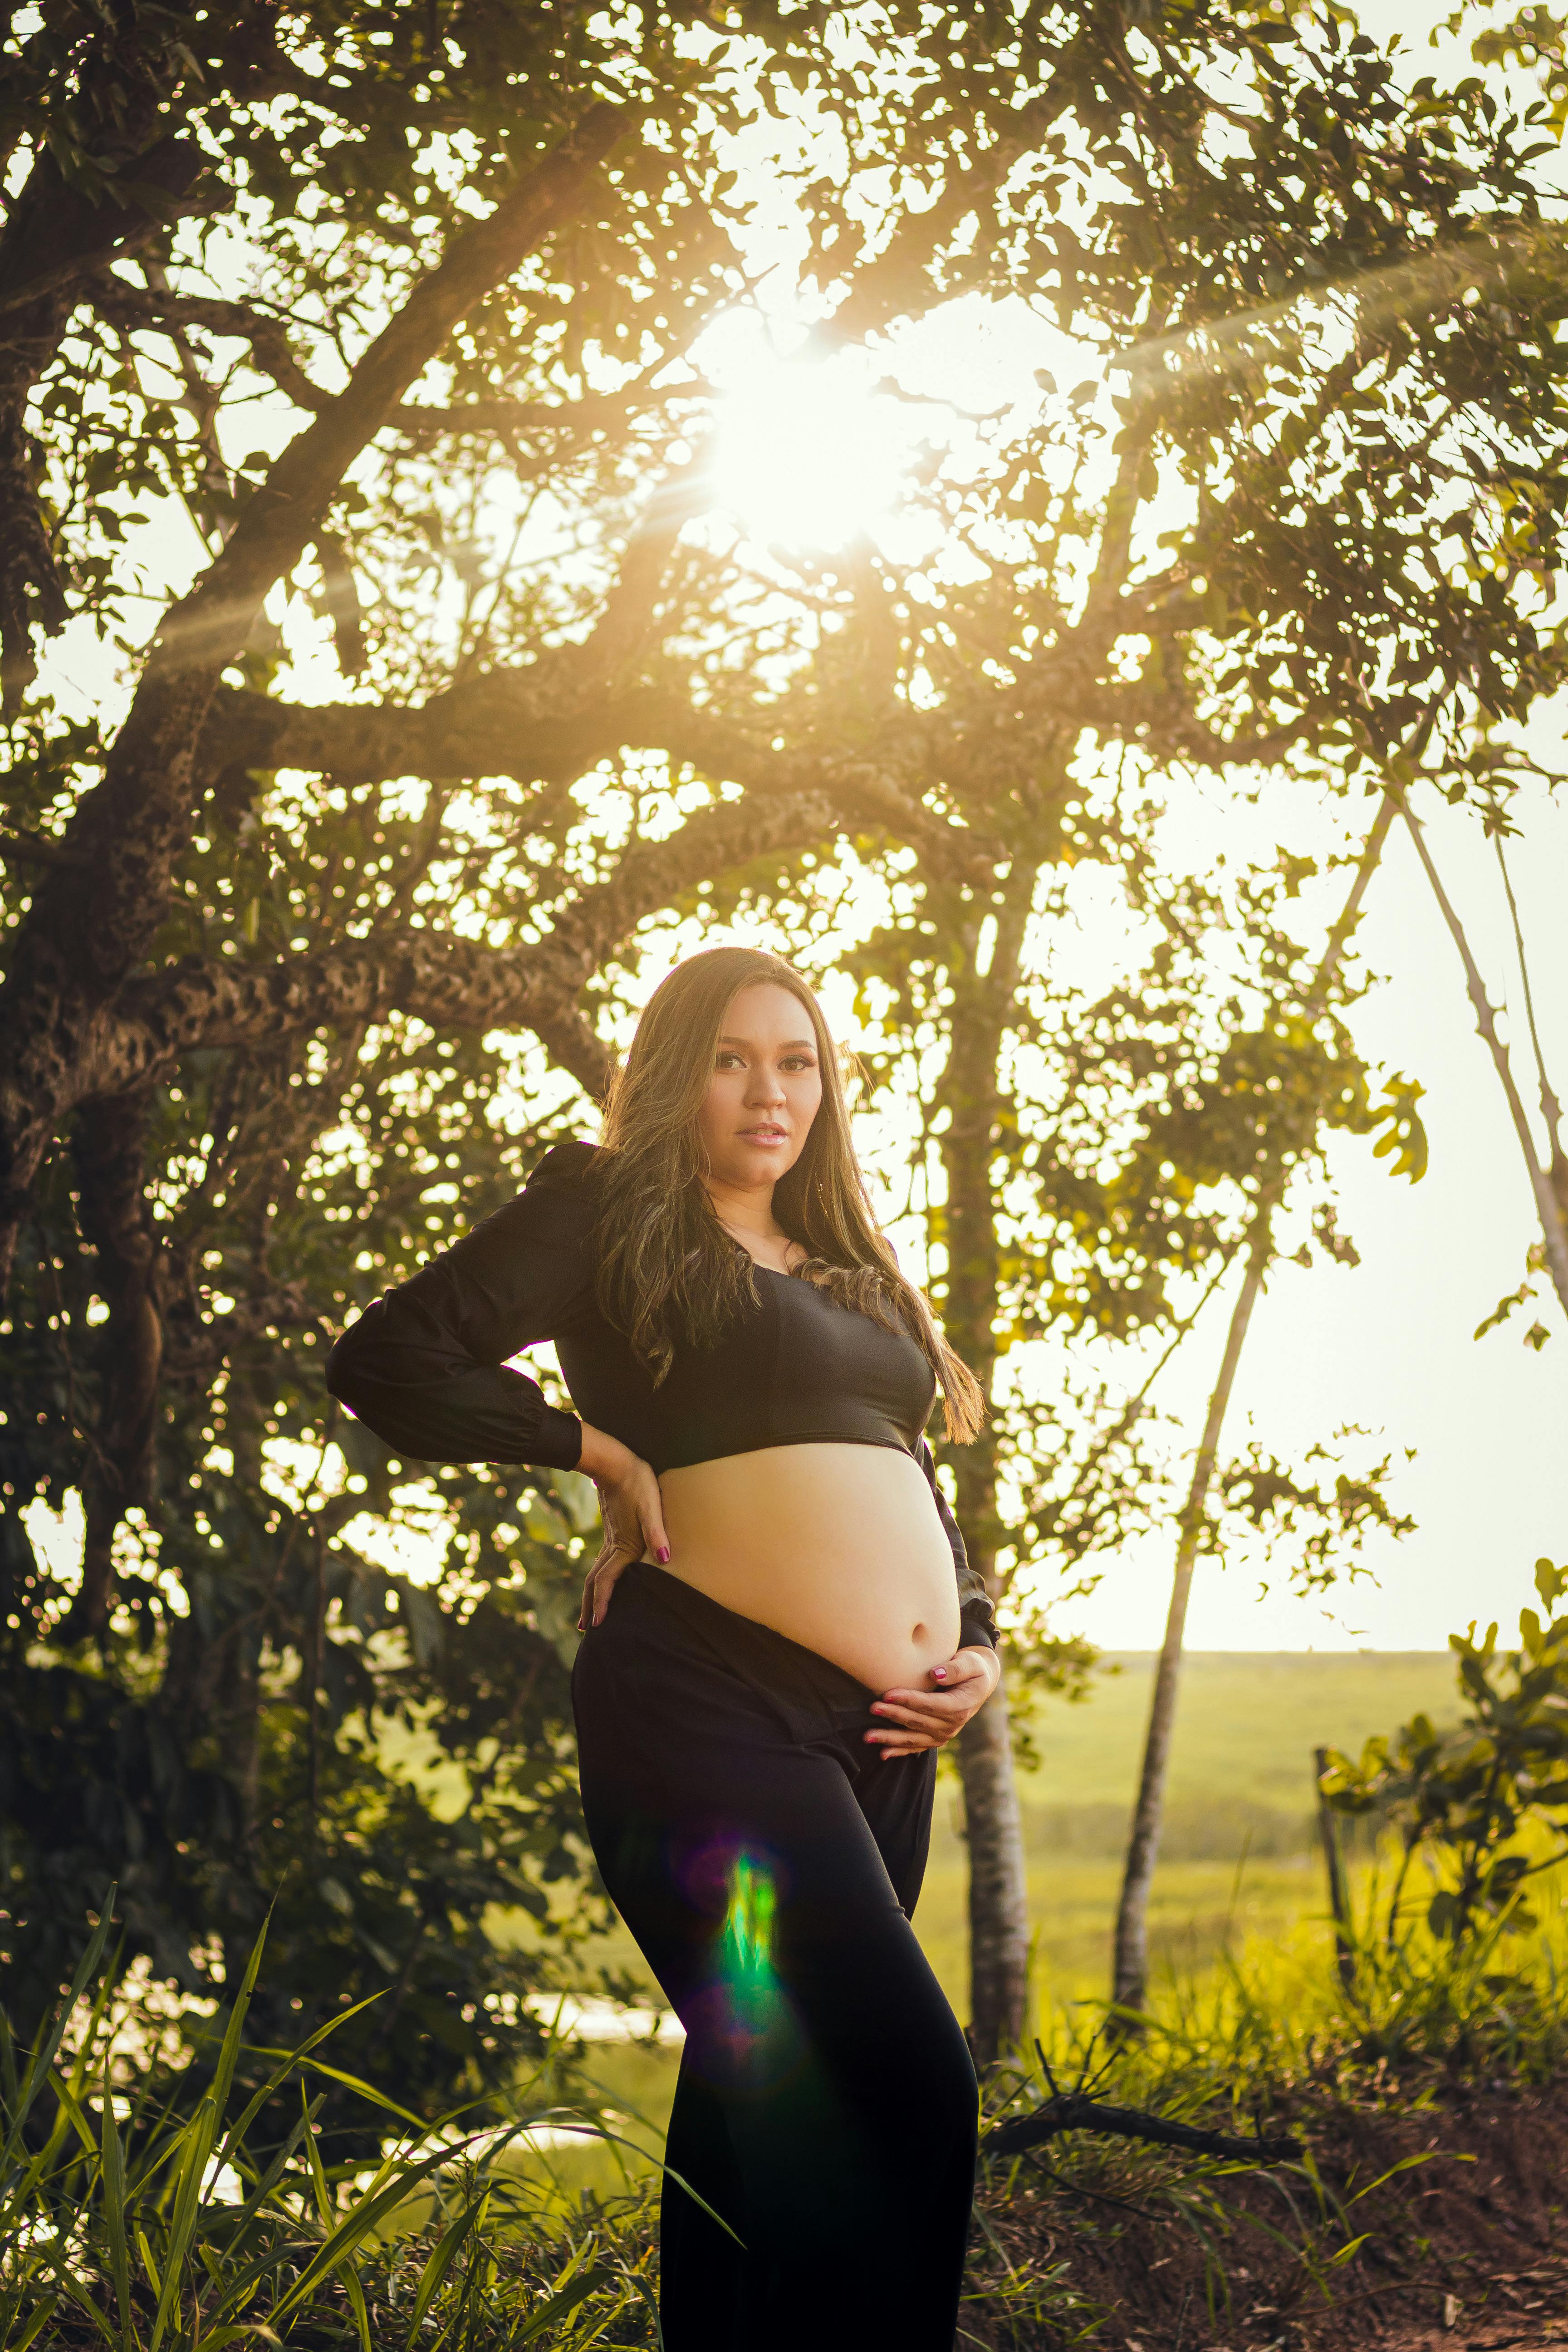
[696,982,825,1192]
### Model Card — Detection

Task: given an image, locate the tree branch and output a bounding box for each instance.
[87,273,328,413]
[1393,785,1568,1317]
[195,681,994,881]
[151,103,628,673]
[0,103,628,1280]
[0,134,217,318]
[986,2091,1300,2166]
[196,677,657,794]
[76,790,845,1101]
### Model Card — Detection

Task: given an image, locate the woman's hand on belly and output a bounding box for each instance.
[864,1646,1002,1756]
[576,1424,669,1630]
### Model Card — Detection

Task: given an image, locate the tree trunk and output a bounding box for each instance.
[1313,1745,1356,1990]
[1112,1220,1268,2017]
[957,1673,1031,2061]
[62,1092,164,1642]
[1111,797,1401,2022]
[937,869,1037,2062]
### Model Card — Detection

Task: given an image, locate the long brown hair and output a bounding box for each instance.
[592,946,984,1443]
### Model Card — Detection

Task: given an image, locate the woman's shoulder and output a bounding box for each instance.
[523,1137,602,1199]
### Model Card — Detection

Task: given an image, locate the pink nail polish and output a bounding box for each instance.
[656,1546,671,1564]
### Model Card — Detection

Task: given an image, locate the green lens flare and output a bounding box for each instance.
[720,1851,778,1987]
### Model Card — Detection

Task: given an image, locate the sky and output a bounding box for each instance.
[1063,780,1568,1654]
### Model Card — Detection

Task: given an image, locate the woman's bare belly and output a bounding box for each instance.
[643,1442,961,1692]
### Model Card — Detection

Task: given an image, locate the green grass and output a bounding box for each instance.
[925,1648,1459,2011]
[0,1902,669,2351]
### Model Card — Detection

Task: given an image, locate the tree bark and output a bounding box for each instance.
[938,867,1037,2063]
[1314,1744,1357,1990]
[1112,1218,1268,2016]
[957,1674,1031,2061]
[62,1092,165,1642]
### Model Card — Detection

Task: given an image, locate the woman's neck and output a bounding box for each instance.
[704,1177,782,1245]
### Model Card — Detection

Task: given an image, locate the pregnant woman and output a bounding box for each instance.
[328,945,1001,2352]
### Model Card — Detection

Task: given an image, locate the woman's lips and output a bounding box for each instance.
[740,1126,787,1143]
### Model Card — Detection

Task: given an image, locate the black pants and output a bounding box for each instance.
[572,1562,978,2352]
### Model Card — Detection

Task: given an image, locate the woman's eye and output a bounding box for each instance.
[782,1056,816,1073]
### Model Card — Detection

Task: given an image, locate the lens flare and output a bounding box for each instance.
[720,1850,778,1989]
[678,1843,796,2082]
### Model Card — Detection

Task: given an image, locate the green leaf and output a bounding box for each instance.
[1368,1073,1428,1182]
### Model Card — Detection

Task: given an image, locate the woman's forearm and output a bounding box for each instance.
[577,1421,636,1482]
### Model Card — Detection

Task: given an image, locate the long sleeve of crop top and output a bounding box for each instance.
[326,1185,587,1473]
[918,1438,999,1653]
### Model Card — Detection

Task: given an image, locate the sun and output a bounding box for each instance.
[696,299,1100,559]
[700,312,916,553]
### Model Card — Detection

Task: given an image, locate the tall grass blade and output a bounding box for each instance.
[148,2093,216,2351]
[402,2188,490,2348]
[10,2296,60,2352]
[266,2133,500,2327]
[100,2065,135,2352]
[47,2064,101,2159]
[136,2227,162,2303]
[514,2267,620,2342]
[207,1917,270,2139]
[301,2083,334,2224]
[339,2260,373,2352]
[217,1993,390,2154]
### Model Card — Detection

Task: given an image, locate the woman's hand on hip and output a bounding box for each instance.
[576,1423,669,1631]
[865,1646,1002,1756]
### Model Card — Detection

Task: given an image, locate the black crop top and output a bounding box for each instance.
[327,1141,997,1650]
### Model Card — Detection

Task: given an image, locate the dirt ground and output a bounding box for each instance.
[980,2078,1568,2350]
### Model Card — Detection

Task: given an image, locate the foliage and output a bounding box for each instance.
[1322,1555,1568,1947]
[0,1900,667,2351]
[1473,6,1568,135]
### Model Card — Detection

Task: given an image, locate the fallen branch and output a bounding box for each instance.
[985,2092,1301,2165]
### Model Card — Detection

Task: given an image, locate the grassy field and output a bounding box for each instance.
[925,1647,1460,2011]
[535,1651,1462,2178]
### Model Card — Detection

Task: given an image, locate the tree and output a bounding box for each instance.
[1111,798,1421,2019]
[736,7,1568,2055]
